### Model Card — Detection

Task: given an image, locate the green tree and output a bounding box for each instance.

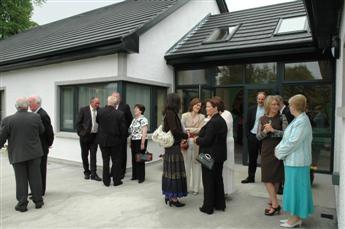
[0,0,45,39]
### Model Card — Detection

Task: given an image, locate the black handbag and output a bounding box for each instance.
[135,152,153,162]
[196,153,214,170]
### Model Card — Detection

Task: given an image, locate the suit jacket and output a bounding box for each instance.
[117,102,133,130]
[245,105,258,136]
[281,106,294,124]
[196,113,227,163]
[96,105,127,147]
[37,108,54,155]
[76,106,97,140]
[0,110,45,164]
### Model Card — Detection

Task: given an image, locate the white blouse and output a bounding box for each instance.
[129,115,148,140]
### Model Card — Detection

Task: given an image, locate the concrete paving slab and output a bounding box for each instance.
[0,152,337,229]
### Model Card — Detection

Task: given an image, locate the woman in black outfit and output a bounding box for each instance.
[162,93,188,207]
[195,97,228,215]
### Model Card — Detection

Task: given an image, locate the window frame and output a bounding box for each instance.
[274,15,309,36]
[203,25,240,44]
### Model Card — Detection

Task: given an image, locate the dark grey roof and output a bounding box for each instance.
[166,1,314,63]
[0,0,190,70]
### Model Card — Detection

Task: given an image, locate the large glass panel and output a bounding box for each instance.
[78,83,117,109]
[215,65,244,85]
[126,83,150,130]
[216,87,244,164]
[177,70,207,85]
[0,91,4,122]
[176,88,199,113]
[276,16,308,34]
[156,88,167,126]
[285,61,332,81]
[61,87,74,130]
[282,84,333,172]
[245,63,277,84]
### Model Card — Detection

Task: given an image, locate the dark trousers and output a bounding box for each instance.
[131,139,147,182]
[121,139,128,177]
[247,132,261,179]
[80,133,98,176]
[40,154,48,195]
[13,158,43,207]
[100,145,123,186]
[201,162,226,211]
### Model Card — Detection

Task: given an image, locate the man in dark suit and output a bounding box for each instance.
[241,91,266,184]
[0,97,45,212]
[76,97,102,181]
[28,95,54,196]
[97,95,127,186]
[112,92,133,178]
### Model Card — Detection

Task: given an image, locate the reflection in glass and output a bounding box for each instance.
[61,87,74,130]
[177,69,207,85]
[285,61,332,80]
[245,63,276,84]
[78,83,117,109]
[156,88,167,127]
[276,16,308,34]
[282,85,332,171]
[177,88,199,113]
[205,26,237,43]
[215,65,243,85]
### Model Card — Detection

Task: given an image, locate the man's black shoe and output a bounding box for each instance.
[91,174,102,181]
[84,174,90,180]
[113,181,123,186]
[241,177,255,184]
[199,207,213,215]
[35,202,44,209]
[15,205,28,212]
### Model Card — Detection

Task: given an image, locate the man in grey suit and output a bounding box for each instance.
[0,97,45,212]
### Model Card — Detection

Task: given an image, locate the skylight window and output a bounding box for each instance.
[275,16,308,35]
[204,25,238,43]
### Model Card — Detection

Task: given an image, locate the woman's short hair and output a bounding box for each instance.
[188,98,201,112]
[264,95,280,114]
[135,104,145,115]
[163,93,181,114]
[289,94,307,112]
[213,96,225,112]
[207,97,223,111]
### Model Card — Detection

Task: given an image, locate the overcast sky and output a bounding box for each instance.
[32,0,295,25]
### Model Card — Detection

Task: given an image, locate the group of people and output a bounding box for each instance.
[0,91,315,228]
[0,96,54,212]
[161,92,314,228]
[76,92,149,186]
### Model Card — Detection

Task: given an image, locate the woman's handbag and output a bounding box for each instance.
[152,125,174,148]
[180,139,189,150]
[135,152,153,162]
[196,153,214,170]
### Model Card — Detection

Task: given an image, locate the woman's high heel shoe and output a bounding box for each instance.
[169,200,185,207]
[265,205,281,216]
[280,220,302,228]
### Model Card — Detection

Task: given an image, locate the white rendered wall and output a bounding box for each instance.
[334,7,345,228]
[126,0,220,89]
[0,54,118,165]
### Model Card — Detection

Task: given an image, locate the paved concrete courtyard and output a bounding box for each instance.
[0,152,337,229]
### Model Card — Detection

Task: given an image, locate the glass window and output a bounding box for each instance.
[215,65,244,85]
[204,26,238,43]
[177,69,207,85]
[156,88,167,126]
[275,16,308,34]
[0,90,4,121]
[126,83,151,130]
[60,87,75,131]
[282,84,333,172]
[60,82,117,131]
[245,63,277,84]
[177,88,199,113]
[285,61,332,81]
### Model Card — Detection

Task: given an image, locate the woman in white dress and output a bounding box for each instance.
[219,102,236,197]
[181,98,205,195]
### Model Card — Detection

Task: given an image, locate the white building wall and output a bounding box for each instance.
[334,8,345,229]
[0,54,118,164]
[126,0,220,89]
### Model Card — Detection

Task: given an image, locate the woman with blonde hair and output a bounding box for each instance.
[181,98,205,195]
[256,95,288,216]
[275,94,314,227]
